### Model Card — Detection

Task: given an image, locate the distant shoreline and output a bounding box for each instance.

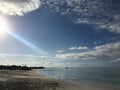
[0,65,45,70]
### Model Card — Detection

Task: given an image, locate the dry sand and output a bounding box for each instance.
[0,70,80,90]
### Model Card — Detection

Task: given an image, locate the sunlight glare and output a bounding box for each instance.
[0,17,7,34]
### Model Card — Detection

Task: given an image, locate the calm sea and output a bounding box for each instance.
[39,67,120,85]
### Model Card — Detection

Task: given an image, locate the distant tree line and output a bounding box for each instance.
[30,66,45,69]
[0,65,45,70]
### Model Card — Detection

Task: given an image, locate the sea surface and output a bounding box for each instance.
[39,67,120,85]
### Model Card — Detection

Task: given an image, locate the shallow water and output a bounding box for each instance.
[39,67,120,85]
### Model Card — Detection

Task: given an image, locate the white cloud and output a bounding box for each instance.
[0,53,48,66]
[109,58,120,63]
[42,0,120,33]
[78,46,88,50]
[56,50,64,53]
[69,47,77,50]
[1,0,120,33]
[55,42,120,62]
[0,53,63,67]
[0,0,41,16]
[93,41,102,45]
[1,0,119,33]
[69,46,88,50]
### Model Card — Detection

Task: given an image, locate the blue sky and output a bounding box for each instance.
[0,0,120,67]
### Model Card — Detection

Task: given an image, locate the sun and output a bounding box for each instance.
[0,17,8,34]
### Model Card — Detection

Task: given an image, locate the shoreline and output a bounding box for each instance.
[0,70,80,90]
[33,69,84,90]
[0,69,120,90]
[37,69,120,90]
[36,69,81,85]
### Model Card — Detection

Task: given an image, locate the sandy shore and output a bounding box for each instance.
[0,70,80,90]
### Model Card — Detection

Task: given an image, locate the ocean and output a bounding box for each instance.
[39,67,120,86]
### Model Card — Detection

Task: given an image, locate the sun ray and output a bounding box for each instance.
[6,30,46,55]
[0,17,47,55]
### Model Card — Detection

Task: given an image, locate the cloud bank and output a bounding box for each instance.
[55,42,120,62]
[0,0,41,16]
[0,53,52,66]
[42,0,120,33]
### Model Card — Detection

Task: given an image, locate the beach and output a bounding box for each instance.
[0,69,120,90]
[0,70,80,90]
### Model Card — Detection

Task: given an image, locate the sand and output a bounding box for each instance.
[0,70,80,90]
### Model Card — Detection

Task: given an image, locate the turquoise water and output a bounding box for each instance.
[39,67,120,85]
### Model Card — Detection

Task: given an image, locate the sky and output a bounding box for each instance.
[0,0,120,67]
